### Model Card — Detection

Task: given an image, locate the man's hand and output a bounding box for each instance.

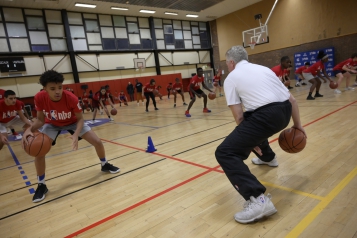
[292,125,307,138]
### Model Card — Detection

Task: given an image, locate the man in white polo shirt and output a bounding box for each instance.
[215,45,306,224]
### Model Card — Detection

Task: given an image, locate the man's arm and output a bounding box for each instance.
[288,93,306,137]
[229,104,244,126]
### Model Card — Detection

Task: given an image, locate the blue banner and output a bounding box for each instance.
[294,47,335,79]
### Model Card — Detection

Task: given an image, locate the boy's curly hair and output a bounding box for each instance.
[39,70,64,87]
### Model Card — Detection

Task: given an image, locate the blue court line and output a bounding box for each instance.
[6,144,34,194]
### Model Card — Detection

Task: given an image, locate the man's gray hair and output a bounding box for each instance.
[226,45,248,64]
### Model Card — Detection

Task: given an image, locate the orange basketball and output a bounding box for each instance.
[22,132,52,157]
[213,82,218,87]
[86,107,90,111]
[329,81,338,89]
[111,108,117,115]
[208,92,216,100]
[284,81,290,87]
[278,128,306,153]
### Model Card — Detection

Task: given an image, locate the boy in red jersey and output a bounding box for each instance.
[185,68,213,117]
[302,51,333,100]
[23,70,120,203]
[213,70,224,97]
[142,79,159,112]
[294,62,310,87]
[81,92,93,112]
[0,90,32,149]
[271,56,293,89]
[91,87,115,124]
[332,53,357,94]
[172,78,187,108]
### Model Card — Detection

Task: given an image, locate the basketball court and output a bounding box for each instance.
[1,81,357,237]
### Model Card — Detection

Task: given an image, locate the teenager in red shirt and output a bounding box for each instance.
[23,70,120,203]
[271,56,293,89]
[91,87,115,123]
[185,67,213,117]
[302,51,333,100]
[142,79,159,112]
[332,53,357,94]
[294,62,310,87]
[172,78,187,108]
[0,90,32,149]
[213,70,224,96]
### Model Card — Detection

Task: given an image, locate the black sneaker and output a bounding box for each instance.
[302,83,307,85]
[145,109,148,112]
[155,108,159,110]
[288,86,294,89]
[174,104,176,108]
[33,183,48,203]
[101,162,120,174]
[183,102,187,106]
[307,95,315,100]
[314,93,323,97]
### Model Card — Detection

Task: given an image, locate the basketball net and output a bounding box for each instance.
[249,42,256,49]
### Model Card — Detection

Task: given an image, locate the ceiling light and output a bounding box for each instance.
[165,12,178,16]
[186,14,198,18]
[140,10,156,14]
[111,7,129,11]
[75,3,96,8]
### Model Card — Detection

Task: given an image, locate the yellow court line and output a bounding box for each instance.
[286,166,357,238]
[261,181,324,201]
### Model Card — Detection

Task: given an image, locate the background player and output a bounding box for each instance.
[332,53,357,94]
[22,70,120,203]
[172,78,187,108]
[294,62,310,87]
[303,51,333,99]
[213,70,224,97]
[143,79,159,112]
[135,79,144,106]
[185,68,213,118]
[118,91,129,106]
[0,90,32,150]
[271,56,293,89]
[91,87,114,123]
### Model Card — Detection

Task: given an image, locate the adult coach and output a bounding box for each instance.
[215,46,305,224]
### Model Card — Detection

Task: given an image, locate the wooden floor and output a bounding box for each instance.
[1,80,357,238]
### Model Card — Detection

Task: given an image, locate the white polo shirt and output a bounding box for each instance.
[224,60,290,111]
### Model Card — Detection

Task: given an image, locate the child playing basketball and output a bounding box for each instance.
[172,78,187,108]
[294,62,310,87]
[185,68,213,117]
[303,51,333,100]
[0,90,32,150]
[143,79,159,112]
[91,87,115,123]
[213,70,224,96]
[118,91,128,106]
[332,53,357,94]
[271,56,293,89]
[22,70,120,203]
[167,83,173,99]
[81,92,93,112]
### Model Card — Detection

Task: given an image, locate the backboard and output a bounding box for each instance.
[242,25,269,48]
[133,58,146,69]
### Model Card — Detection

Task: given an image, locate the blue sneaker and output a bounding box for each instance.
[203,108,211,113]
[185,111,191,117]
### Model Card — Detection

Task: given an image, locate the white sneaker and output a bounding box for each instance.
[234,194,277,224]
[334,89,341,94]
[345,87,355,91]
[252,156,278,167]
[110,118,114,121]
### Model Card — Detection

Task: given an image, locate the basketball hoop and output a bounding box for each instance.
[249,42,256,49]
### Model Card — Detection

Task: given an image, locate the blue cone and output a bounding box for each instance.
[146,136,157,153]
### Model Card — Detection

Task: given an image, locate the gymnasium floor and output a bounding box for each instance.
[1,80,357,238]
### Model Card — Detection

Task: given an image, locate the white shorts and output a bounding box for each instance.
[0,116,24,134]
[302,72,316,81]
[40,123,91,141]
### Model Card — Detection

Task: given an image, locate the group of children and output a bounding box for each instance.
[272,52,357,100]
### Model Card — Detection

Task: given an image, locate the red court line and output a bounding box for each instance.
[65,165,221,238]
[66,99,357,237]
